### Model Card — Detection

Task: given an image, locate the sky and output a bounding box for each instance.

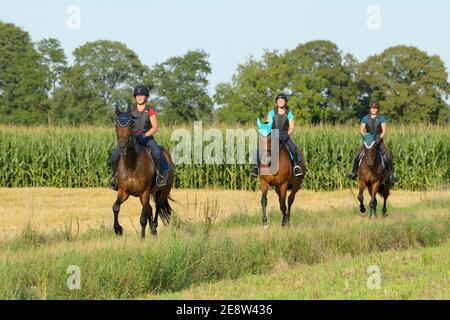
[1,0,450,92]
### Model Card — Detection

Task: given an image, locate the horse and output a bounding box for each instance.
[258,123,307,229]
[112,106,175,238]
[357,135,391,219]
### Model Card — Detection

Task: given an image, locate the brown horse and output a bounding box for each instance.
[113,108,175,238]
[259,133,307,229]
[357,137,391,219]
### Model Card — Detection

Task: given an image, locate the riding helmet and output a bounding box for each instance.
[370,101,380,109]
[275,93,288,103]
[134,86,150,97]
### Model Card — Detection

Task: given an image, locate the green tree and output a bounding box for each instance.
[36,38,68,97]
[357,45,450,124]
[0,22,47,124]
[215,41,359,124]
[149,50,213,123]
[51,40,149,124]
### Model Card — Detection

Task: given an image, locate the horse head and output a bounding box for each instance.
[362,134,380,168]
[257,117,273,161]
[115,108,134,156]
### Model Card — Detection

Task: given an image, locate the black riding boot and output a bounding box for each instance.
[288,145,303,177]
[346,157,359,180]
[387,158,398,184]
[108,158,119,191]
[155,158,167,187]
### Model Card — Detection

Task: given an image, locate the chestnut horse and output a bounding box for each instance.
[357,135,391,219]
[259,129,307,229]
[113,107,175,238]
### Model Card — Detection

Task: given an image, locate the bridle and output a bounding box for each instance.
[116,114,134,153]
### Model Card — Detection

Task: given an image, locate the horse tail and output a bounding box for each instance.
[156,192,173,226]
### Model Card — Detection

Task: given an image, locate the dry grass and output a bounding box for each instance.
[0,187,449,240]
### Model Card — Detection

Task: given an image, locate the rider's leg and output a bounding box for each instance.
[379,143,397,183]
[146,137,167,187]
[108,148,120,190]
[347,145,364,180]
[285,138,302,176]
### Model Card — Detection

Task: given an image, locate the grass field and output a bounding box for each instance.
[0,188,449,300]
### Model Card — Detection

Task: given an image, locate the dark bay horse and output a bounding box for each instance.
[113,107,175,238]
[357,135,391,219]
[259,129,307,229]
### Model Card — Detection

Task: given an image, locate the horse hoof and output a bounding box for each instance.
[360,207,366,213]
[151,231,157,238]
[263,224,269,231]
[383,214,388,219]
[114,225,123,236]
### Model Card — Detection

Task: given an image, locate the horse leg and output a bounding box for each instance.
[151,191,161,237]
[369,181,380,219]
[112,190,129,236]
[139,191,151,239]
[381,185,390,218]
[261,181,269,230]
[279,183,289,227]
[358,179,366,216]
[274,186,285,226]
[287,186,300,227]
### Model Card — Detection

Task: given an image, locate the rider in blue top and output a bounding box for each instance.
[346,101,397,184]
[251,93,303,177]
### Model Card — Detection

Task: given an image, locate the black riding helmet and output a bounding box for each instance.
[275,93,288,103]
[134,86,150,97]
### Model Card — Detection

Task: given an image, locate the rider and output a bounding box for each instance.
[346,101,398,184]
[251,93,303,177]
[108,86,168,190]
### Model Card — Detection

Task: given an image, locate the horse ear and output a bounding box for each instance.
[115,104,121,116]
[127,104,132,114]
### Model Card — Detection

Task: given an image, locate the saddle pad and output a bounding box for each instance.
[144,147,170,172]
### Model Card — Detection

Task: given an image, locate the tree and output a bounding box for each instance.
[51,40,149,124]
[0,22,47,124]
[149,50,213,123]
[357,45,450,124]
[215,41,359,124]
[36,38,68,97]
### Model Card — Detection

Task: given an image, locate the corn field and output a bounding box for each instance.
[0,124,448,191]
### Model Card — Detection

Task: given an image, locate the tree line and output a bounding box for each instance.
[0,21,449,125]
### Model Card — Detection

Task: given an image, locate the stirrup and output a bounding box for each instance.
[293,165,303,177]
[250,166,260,177]
[107,176,118,191]
[156,175,167,187]
[346,172,357,180]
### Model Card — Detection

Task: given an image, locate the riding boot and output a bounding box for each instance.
[346,156,359,180]
[107,158,119,191]
[155,158,168,187]
[292,156,303,177]
[388,158,398,184]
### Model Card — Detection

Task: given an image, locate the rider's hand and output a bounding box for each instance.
[376,137,382,144]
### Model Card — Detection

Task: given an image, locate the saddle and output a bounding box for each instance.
[142,145,170,173]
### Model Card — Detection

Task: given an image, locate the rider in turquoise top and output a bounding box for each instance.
[346,101,398,184]
[251,93,303,177]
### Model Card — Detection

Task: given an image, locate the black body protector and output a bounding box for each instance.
[131,105,153,133]
[272,107,290,132]
[366,114,382,136]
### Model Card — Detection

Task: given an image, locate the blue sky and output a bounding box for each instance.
[1,0,449,92]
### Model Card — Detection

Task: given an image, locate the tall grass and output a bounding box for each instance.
[0,124,448,190]
[0,208,449,300]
